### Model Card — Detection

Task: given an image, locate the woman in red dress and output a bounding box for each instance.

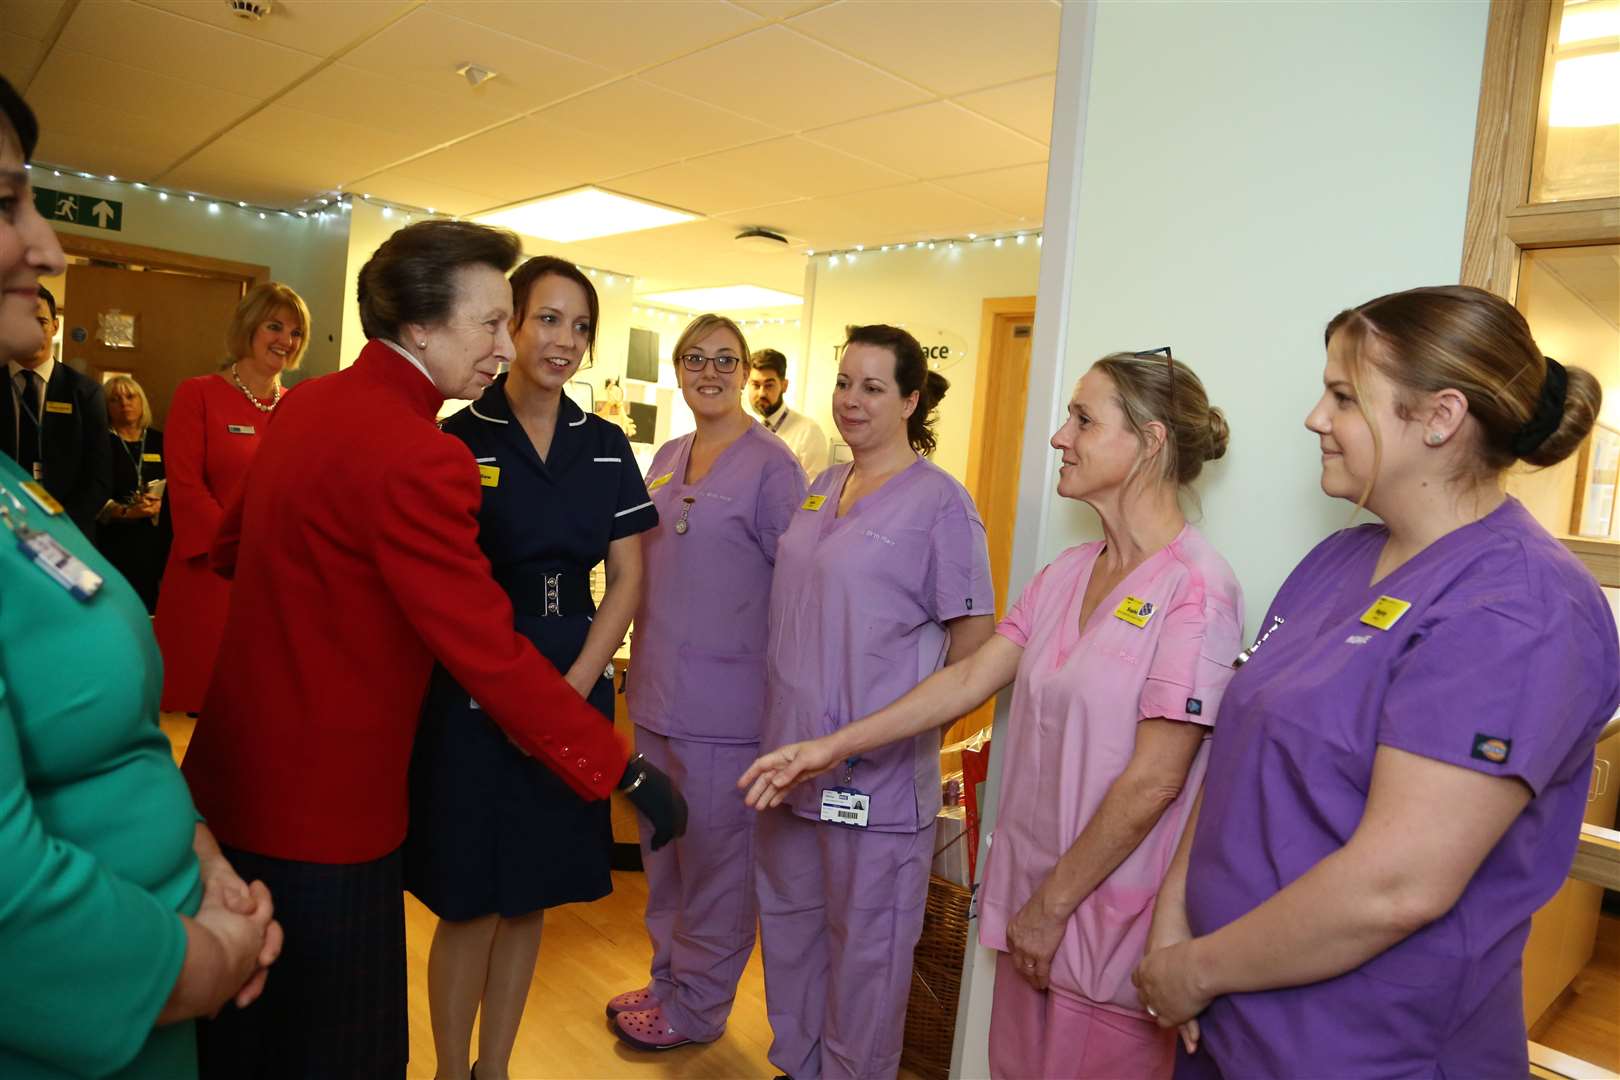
[153,283,308,712]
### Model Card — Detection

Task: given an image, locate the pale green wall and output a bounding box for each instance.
[1043,0,1490,632]
[37,171,349,382]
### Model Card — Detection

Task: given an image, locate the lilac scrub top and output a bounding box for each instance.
[1184,498,1620,1079]
[626,423,805,743]
[761,458,994,833]
[979,526,1244,1017]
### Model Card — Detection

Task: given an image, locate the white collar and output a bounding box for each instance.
[379,338,436,388]
[763,404,791,432]
[8,356,54,388]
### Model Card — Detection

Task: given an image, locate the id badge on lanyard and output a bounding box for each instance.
[1,482,102,602]
[820,757,870,828]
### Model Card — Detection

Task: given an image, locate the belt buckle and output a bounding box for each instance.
[543,572,561,617]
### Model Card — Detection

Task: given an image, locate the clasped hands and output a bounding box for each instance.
[194,847,283,1014]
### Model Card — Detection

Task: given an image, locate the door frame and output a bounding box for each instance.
[965,295,1039,521]
[58,233,269,289]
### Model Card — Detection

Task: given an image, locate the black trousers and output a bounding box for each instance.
[195,845,407,1080]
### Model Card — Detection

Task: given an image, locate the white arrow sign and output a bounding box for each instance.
[91,200,116,227]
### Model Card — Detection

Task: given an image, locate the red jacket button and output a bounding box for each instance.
[576,757,588,769]
[592,771,603,784]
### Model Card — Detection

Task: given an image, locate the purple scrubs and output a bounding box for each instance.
[756,458,993,1080]
[626,423,803,1041]
[1180,499,1620,1079]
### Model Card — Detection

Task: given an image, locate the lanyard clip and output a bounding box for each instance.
[1234,615,1286,668]
[841,757,859,786]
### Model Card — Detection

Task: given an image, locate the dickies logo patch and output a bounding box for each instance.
[1471,734,1511,764]
[1186,698,1203,716]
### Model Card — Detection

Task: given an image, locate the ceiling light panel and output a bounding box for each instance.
[474,187,699,242]
[640,284,803,311]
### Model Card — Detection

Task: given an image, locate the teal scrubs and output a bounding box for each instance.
[0,453,203,1079]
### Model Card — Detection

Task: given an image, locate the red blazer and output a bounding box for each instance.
[182,341,627,863]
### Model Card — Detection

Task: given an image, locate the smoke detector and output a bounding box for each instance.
[227,0,272,20]
[456,63,499,88]
[735,227,789,253]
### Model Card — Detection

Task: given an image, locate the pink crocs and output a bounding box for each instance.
[605,987,658,1019]
[613,1004,695,1051]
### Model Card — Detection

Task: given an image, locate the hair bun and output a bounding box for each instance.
[1204,407,1230,462]
[924,369,950,406]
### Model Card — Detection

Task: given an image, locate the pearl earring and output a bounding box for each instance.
[417,340,427,349]
[1426,432,1443,446]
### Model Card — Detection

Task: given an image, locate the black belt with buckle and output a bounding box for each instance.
[497,565,595,618]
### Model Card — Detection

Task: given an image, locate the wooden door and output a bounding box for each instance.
[947,299,1036,752]
[62,264,244,427]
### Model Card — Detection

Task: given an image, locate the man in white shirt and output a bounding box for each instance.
[748,349,830,480]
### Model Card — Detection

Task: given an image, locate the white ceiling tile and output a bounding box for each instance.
[642,25,929,130]
[933,162,1046,223]
[554,219,807,296]
[790,1,1059,97]
[56,0,322,97]
[343,7,613,114]
[33,130,189,182]
[356,170,504,216]
[535,79,782,165]
[954,75,1055,144]
[278,63,518,144]
[165,104,425,194]
[685,136,912,199]
[1,32,49,80]
[31,93,197,161]
[719,182,1005,250]
[433,1,763,74]
[806,101,1046,180]
[611,160,800,217]
[149,158,329,206]
[4,0,68,40]
[30,48,258,137]
[136,0,415,59]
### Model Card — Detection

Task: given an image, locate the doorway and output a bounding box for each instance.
[949,296,1037,750]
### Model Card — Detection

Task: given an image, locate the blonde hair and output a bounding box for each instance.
[103,374,153,432]
[672,314,751,373]
[226,282,310,370]
[1325,285,1602,493]
[1091,351,1229,493]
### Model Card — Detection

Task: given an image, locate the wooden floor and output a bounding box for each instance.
[1532,912,1620,1072]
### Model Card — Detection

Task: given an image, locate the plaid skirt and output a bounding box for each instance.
[195,845,407,1080]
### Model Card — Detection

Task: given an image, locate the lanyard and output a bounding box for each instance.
[13,372,45,471]
[117,429,148,492]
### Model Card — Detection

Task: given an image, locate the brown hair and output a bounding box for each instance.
[673,314,751,373]
[103,374,153,432]
[509,255,599,363]
[750,348,787,379]
[226,282,310,370]
[357,220,521,342]
[843,323,949,456]
[1325,285,1601,473]
[1092,351,1229,489]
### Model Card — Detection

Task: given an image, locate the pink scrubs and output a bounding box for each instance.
[626,423,804,1041]
[978,527,1244,1080]
[1179,499,1620,1079]
[757,458,993,1080]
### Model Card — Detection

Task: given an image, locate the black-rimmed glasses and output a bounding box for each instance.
[679,352,742,374]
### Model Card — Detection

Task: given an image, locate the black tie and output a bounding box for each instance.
[16,369,41,479]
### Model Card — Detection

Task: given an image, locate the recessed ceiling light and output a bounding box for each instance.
[640,284,802,311]
[474,187,697,244]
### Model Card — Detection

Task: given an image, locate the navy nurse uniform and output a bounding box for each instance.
[405,375,657,919]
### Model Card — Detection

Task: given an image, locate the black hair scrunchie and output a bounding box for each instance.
[1510,357,1567,458]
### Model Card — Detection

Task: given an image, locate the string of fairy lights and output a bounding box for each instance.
[29,163,1037,329]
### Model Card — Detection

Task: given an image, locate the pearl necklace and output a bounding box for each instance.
[231,364,282,413]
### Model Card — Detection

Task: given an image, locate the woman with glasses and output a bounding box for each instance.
[403,255,658,1080]
[607,315,805,1051]
[742,349,1240,1079]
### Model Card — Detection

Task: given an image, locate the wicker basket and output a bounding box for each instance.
[901,875,973,1080]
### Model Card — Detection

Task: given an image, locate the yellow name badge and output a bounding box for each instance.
[801,494,827,512]
[45,401,73,415]
[1360,595,1412,631]
[648,472,673,492]
[141,452,162,462]
[19,480,63,516]
[478,464,500,488]
[1113,595,1158,628]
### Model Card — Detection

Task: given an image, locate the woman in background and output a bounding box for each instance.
[404,255,659,1080]
[607,314,804,1051]
[153,281,307,712]
[96,374,170,612]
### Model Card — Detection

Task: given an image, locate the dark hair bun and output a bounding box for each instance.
[1204,407,1230,463]
[1524,364,1602,468]
[924,369,950,407]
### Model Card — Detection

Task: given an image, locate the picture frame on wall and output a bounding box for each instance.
[1570,423,1620,539]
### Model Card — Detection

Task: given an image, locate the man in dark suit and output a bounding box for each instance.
[2,285,112,538]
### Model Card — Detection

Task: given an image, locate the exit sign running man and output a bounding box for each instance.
[33,185,122,231]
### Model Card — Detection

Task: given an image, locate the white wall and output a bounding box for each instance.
[800,241,1042,484]
[1042,0,1490,633]
[39,172,349,381]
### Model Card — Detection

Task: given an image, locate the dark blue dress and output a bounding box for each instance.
[404,377,657,920]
